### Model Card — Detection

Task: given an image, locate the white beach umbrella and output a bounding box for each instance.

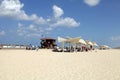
[99,45,110,49]
[79,38,86,45]
[86,40,93,46]
[93,42,98,46]
[103,45,110,48]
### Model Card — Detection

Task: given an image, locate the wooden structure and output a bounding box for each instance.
[40,38,57,49]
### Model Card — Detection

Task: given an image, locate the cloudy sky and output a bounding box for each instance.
[0,0,120,47]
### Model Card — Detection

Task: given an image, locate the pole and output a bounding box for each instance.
[62,42,64,52]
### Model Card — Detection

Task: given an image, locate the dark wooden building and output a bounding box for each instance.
[40,38,57,49]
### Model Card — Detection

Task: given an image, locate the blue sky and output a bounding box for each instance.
[0,0,120,47]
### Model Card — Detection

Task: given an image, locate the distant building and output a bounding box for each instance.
[0,44,27,49]
[40,38,57,49]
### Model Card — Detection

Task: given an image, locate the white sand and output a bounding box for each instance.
[0,49,120,80]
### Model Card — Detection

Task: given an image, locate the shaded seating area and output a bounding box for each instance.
[53,36,87,52]
[53,36,99,52]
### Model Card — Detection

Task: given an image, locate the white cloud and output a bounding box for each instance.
[84,0,100,6]
[17,23,43,37]
[0,1,80,28]
[28,24,38,31]
[35,17,46,25]
[16,5,80,37]
[26,33,40,37]
[17,23,27,36]
[0,0,80,37]
[48,5,80,28]
[0,0,38,20]
[51,17,80,27]
[53,5,64,18]
[0,30,5,36]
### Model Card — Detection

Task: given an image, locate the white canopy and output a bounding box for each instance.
[58,36,86,44]
[79,39,86,45]
[100,45,110,48]
[93,42,98,46]
[58,36,66,42]
[65,37,80,43]
[86,40,93,46]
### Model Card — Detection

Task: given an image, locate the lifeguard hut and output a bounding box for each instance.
[40,38,57,49]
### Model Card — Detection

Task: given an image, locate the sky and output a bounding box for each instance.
[0,0,120,47]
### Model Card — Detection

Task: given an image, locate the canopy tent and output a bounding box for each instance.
[58,36,67,50]
[66,36,86,44]
[93,42,98,46]
[58,36,80,51]
[78,39,86,45]
[58,36,87,44]
[99,45,110,49]
[58,36,87,51]
[85,40,93,46]
[65,36,79,43]
[104,45,110,48]
[57,36,102,52]
[58,36,66,42]
[85,40,94,50]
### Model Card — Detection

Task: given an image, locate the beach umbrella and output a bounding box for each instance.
[93,42,98,46]
[85,40,94,50]
[99,45,110,49]
[103,45,110,49]
[86,40,93,46]
[79,38,86,45]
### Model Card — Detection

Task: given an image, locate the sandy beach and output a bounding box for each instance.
[0,49,120,80]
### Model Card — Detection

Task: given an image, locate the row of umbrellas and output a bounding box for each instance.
[57,36,111,50]
[58,36,98,47]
